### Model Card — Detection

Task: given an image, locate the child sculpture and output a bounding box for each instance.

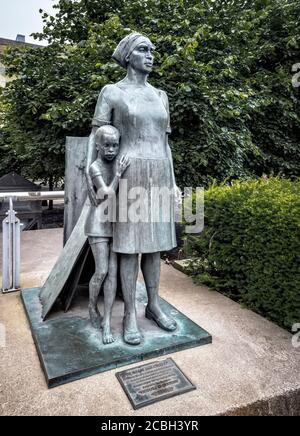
[84,125,130,344]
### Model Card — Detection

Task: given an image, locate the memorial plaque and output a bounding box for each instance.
[116,358,196,409]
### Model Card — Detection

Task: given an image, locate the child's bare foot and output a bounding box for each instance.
[102,324,115,344]
[89,304,102,329]
[123,313,141,345]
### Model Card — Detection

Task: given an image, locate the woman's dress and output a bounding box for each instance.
[91,81,176,254]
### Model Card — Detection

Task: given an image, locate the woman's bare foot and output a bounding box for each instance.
[146,304,177,331]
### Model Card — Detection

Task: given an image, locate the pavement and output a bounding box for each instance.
[0,228,299,416]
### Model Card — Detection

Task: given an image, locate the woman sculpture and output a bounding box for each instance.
[86,32,178,345]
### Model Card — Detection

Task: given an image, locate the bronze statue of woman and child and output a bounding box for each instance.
[21,31,211,389]
[38,32,183,348]
[84,32,179,346]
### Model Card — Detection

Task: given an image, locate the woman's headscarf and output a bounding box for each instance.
[112,32,155,69]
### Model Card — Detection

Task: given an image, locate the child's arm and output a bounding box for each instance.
[91,156,130,201]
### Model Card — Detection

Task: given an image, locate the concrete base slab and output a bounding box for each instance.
[21,286,211,388]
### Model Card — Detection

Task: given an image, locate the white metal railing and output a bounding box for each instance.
[1,191,64,293]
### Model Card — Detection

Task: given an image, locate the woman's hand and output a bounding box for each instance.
[174,184,183,204]
[116,155,130,177]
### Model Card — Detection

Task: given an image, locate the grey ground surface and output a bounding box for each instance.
[0,229,299,416]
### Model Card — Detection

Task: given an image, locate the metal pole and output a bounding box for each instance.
[2,197,21,293]
[12,203,21,290]
[1,191,65,294]
[2,208,10,290]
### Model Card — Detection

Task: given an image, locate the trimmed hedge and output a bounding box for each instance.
[186,177,300,331]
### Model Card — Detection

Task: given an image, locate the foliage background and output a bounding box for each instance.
[0,0,299,186]
[185,177,300,331]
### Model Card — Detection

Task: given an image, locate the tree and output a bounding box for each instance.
[0,0,299,187]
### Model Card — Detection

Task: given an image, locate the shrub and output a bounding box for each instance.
[186,177,300,330]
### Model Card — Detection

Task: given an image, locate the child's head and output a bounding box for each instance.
[95,125,120,161]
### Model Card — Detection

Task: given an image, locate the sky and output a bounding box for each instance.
[0,0,58,45]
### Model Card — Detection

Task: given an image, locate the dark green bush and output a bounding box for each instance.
[186,177,300,331]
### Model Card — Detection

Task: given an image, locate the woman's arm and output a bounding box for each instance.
[161,89,179,192]
[85,127,98,206]
[86,85,114,205]
[166,136,176,188]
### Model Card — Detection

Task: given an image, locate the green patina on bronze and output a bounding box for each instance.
[22,287,211,388]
